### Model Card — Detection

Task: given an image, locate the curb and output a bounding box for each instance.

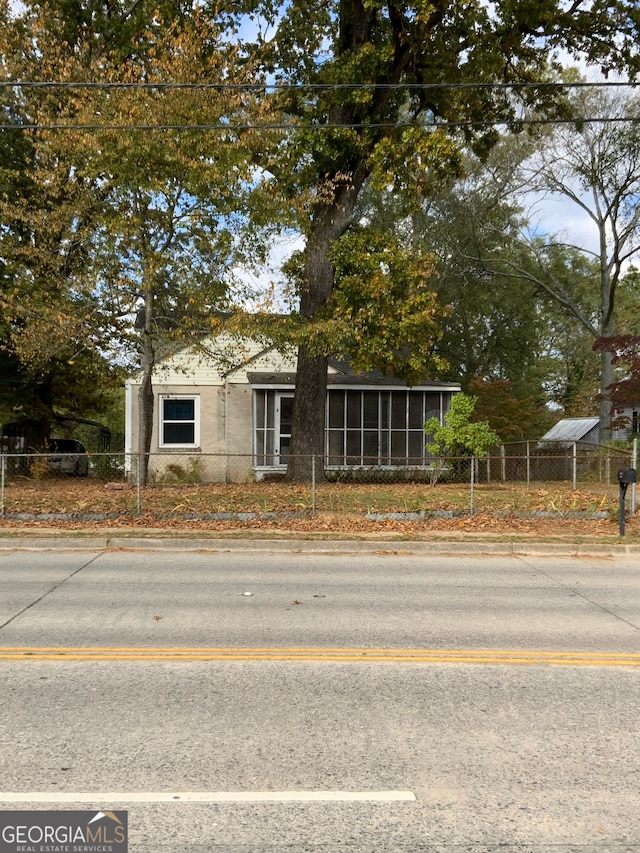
[1,536,639,557]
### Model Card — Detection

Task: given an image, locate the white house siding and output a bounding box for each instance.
[125,336,297,482]
[152,351,225,386]
[225,347,299,382]
[612,406,640,443]
[151,336,300,386]
[146,336,259,384]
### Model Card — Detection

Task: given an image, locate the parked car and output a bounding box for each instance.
[47,438,90,477]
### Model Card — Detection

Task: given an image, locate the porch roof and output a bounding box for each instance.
[247,370,461,390]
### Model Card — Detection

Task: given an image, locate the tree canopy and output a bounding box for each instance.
[0,0,259,457]
[3,0,640,469]
[233,0,640,478]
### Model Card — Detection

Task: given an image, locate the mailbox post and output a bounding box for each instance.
[617,468,637,536]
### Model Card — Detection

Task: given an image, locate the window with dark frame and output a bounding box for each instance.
[160,397,198,447]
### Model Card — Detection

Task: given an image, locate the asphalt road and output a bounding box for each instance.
[1,548,640,852]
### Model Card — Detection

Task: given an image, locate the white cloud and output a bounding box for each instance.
[527,193,598,257]
[231,230,305,311]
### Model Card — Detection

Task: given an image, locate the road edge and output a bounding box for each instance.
[0,535,639,556]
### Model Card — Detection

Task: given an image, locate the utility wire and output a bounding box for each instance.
[2,79,636,130]
[0,80,637,91]
[1,116,638,131]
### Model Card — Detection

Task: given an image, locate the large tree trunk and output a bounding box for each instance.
[137,286,155,486]
[286,213,334,482]
[598,325,615,445]
[287,175,366,482]
[287,349,329,482]
[137,358,154,486]
[283,0,400,482]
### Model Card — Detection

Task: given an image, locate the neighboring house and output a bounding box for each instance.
[124,334,461,482]
[611,405,640,442]
[539,417,601,447]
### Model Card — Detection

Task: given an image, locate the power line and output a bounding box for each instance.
[1,116,638,131]
[0,80,637,91]
[2,80,637,130]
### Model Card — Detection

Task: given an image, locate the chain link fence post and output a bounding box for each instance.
[470,456,475,515]
[136,453,142,516]
[632,437,638,515]
[1,453,5,518]
[311,455,316,515]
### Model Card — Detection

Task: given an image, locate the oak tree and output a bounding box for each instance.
[237,0,640,480]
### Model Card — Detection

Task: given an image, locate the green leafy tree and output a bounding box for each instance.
[490,88,640,439]
[0,58,119,443]
[425,393,499,460]
[393,138,550,393]
[80,16,259,483]
[467,377,554,444]
[276,227,447,382]
[238,0,640,480]
[396,119,640,431]
[350,130,616,430]
[0,1,258,470]
[95,177,238,485]
[0,0,166,440]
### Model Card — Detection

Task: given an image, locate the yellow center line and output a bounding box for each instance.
[0,647,639,665]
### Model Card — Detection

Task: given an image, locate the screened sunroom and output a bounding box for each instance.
[250,371,460,472]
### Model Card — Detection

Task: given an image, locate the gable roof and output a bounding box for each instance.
[142,331,461,389]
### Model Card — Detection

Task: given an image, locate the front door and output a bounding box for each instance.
[276,393,294,465]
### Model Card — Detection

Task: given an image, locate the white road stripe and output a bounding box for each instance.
[0,791,416,804]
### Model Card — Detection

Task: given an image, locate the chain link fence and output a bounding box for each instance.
[471,440,635,490]
[0,440,636,519]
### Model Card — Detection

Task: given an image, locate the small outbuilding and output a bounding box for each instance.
[539,417,600,447]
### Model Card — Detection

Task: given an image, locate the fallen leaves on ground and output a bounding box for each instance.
[0,477,634,540]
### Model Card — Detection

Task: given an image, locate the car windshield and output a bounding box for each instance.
[49,439,81,452]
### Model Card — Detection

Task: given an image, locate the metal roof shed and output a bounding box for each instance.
[539,417,600,447]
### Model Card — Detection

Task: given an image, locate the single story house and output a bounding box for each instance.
[125,334,461,482]
[611,405,640,442]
